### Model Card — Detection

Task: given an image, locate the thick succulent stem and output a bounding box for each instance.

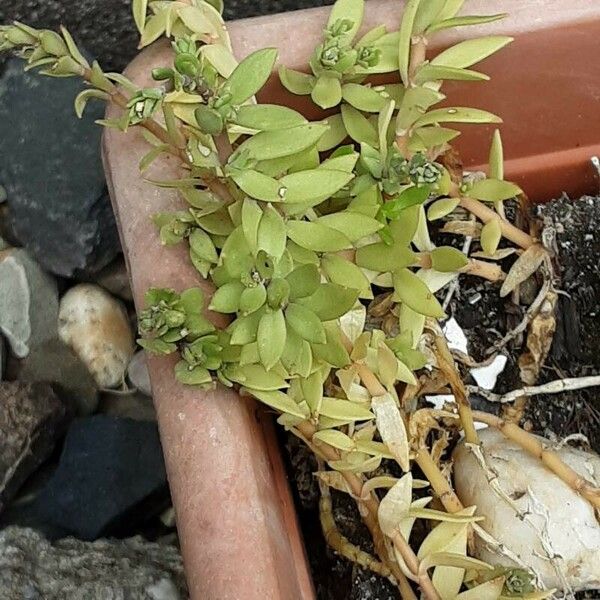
[415,448,463,513]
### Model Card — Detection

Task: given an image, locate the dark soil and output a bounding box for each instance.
[283,194,600,599]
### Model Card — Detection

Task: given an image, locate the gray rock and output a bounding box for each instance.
[0,527,187,600]
[127,350,152,397]
[0,248,58,358]
[93,256,134,302]
[0,58,120,277]
[0,335,4,380]
[18,338,99,416]
[0,381,70,513]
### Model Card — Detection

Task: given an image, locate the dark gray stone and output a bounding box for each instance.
[0,57,120,277]
[36,415,168,540]
[0,381,70,513]
[0,527,187,600]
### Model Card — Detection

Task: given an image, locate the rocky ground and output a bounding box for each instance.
[0,39,184,598]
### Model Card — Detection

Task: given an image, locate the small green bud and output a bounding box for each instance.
[356,45,381,68]
[5,25,37,46]
[152,67,174,81]
[408,154,442,185]
[39,30,68,57]
[50,55,85,76]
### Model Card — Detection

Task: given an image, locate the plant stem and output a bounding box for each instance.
[472,410,600,510]
[459,196,535,250]
[415,449,463,513]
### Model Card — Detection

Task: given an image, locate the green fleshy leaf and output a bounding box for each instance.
[279,169,354,204]
[201,44,237,77]
[189,229,218,263]
[317,114,348,151]
[396,87,445,132]
[138,338,177,354]
[414,107,501,127]
[311,323,351,368]
[239,284,267,314]
[257,204,287,258]
[317,211,383,242]
[224,363,288,391]
[233,104,307,130]
[311,75,342,109]
[321,254,371,297]
[342,83,385,112]
[194,105,223,134]
[175,361,212,386]
[381,185,431,219]
[414,64,489,84]
[132,0,148,33]
[281,330,313,378]
[285,303,326,343]
[247,389,309,418]
[74,89,110,118]
[209,281,244,313]
[229,169,283,202]
[480,218,502,256]
[398,0,422,86]
[257,309,286,369]
[298,283,359,321]
[410,126,460,150]
[393,268,445,317]
[427,197,460,220]
[320,398,374,421]
[427,13,506,34]
[224,47,278,105]
[469,178,521,202]
[431,36,513,69]
[488,129,504,180]
[229,309,263,345]
[355,242,416,272]
[412,0,445,34]
[437,0,465,20]
[287,221,352,252]
[341,104,379,147]
[314,429,355,451]
[279,66,315,95]
[430,246,469,272]
[286,263,321,299]
[232,123,327,162]
[241,197,262,252]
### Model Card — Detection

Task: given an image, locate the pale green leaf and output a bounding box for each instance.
[318,211,383,242]
[249,389,309,418]
[317,114,348,151]
[201,44,237,77]
[257,309,286,369]
[279,66,315,95]
[189,228,218,263]
[287,221,352,252]
[371,393,410,470]
[398,0,422,85]
[311,75,342,109]
[257,204,287,258]
[479,218,502,256]
[469,178,521,201]
[138,11,168,47]
[132,0,148,33]
[286,263,321,299]
[234,104,307,130]
[239,284,267,314]
[285,303,326,344]
[430,246,469,272]
[455,577,505,600]
[320,398,374,421]
[437,0,465,20]
[311,323,351,367]
[74,89,110,118]
[396,87,445,132]
[355,242,416,273]
[60,26,89,68]
[378,473,413,536]
[432,36,513,68]
[224,363,287,391]
[341,104,379,147]
[229,169,282,202]
[414,107,501,127]
[313,429,356,451]
[342,83,385,112]
[415,64,489,84]
[241,197,262,251]
[209,281,244,313]
[393,268,445,317]
[175,362,212,386]
[299,284,360,321]
[412,0,445,34]
[279,169,354,204]
[321,254,371,297]
[427,197,460,220]
[489,129,504,180]
[427,13,506,34]
[411,126,460,150]
[224,47,278,105]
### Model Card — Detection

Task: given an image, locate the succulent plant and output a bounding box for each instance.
[3,1,596,598]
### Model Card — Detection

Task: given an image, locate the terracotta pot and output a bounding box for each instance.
[102,2,600,598]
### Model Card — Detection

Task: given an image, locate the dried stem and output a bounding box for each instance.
[468,375,600,404]
[472,410,600,510]
[415,448,463,513]
[459,196,535,250]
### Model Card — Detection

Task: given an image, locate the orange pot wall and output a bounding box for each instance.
[103,2,600,599]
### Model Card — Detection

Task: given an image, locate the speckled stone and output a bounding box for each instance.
[0,527,187,600]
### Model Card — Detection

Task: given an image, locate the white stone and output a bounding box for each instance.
[0,249,58,358]
[454,428,600,592]
[58,284,134,388]
[127,351,152,396]
[443,317,468,355]
[470,354,507,390]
